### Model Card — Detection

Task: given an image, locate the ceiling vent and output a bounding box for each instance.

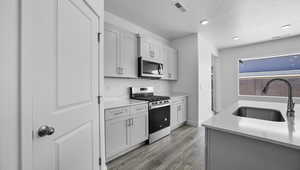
[172,1,187,12]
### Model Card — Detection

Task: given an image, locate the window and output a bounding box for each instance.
[239,54,300,97]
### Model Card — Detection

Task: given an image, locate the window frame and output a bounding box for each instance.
[237,53,300,101]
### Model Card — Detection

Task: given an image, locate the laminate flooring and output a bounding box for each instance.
[107,125,205,170]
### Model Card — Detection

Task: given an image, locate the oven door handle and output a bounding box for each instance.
[149,103,170,110]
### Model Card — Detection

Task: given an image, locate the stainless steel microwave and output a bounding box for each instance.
[138,57,164,78]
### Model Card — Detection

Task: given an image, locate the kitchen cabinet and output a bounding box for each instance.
[104,24,119,77]
[105,116,131,158]
[138,35,163,62]
[162,47,178,80]
[131,112,148,146]
[104,23,138,78]
[171,96,187,130]
[105,103,148,160]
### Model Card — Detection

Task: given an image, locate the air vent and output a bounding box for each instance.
[173,1,187,12]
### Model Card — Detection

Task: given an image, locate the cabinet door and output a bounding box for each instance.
[104,24,120,77]
[151,43,162,61]
[120,31,138,78]
[131,113,148,146]
[177,97,187,124]
[182,97,187,122]
[176,103,184,124]
[168,48,178,80]
[161,47,169,79]
[170,102,178,129]
[105,117,130,158]
[140,39,151,59]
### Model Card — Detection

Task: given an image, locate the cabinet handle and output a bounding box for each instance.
[135,108,145,112]
[114,111,123,116]
[127,119,130,127]
[130,118,133,126]
[177,105,181,111]
[150,50,155,58]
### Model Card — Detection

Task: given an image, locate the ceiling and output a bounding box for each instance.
[105,0,300,49]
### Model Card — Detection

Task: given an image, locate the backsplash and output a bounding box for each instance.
[104,78,171,99]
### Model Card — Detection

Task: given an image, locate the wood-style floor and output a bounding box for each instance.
[107,125,205,170]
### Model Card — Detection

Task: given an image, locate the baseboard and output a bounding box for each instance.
[171,122,186,131]
[186,120,198,127]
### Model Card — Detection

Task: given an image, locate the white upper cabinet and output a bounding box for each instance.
[162,46,178,80]
[138,36,163,62]
[104,23,138,78]
[120,31,138,77]
[104,23,178,80]
[104,24,120,77]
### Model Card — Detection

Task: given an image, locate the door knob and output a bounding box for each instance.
[38,125,55,137]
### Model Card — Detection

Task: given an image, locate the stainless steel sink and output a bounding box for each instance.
[233,107,285,122]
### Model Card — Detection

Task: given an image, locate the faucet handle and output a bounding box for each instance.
[292,102,296,109]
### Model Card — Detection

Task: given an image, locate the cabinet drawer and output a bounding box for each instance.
[131,104,148,114]
[105,107,130,120]
[171,96,186,104]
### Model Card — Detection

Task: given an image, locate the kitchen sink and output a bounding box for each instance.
[233,107,285,122]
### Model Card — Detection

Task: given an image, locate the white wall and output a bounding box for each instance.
[198,34,218,123]
[218,35,300,110]
[170,34,218,126]
[104,11,172,99]
[0,0,19,170]
[171,34,199,126]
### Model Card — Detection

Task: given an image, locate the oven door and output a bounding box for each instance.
[149,105,170,134]
[138,57,163,78]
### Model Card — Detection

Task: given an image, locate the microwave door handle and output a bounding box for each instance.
[160,64,163,74]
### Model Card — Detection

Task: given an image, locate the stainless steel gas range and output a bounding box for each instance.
[130,87,170,144]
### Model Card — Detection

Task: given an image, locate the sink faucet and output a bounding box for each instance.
[262,78,295,117]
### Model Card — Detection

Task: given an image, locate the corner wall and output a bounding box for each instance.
[171,34,218,126]
[171,34,199,126]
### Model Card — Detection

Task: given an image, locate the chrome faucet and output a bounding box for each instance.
[262,78,295,117]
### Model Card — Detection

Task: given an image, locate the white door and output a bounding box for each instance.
[105,117,131,158]
[104,24,120,77]
[32,0,99,169]
[120,31,138,78]
[131,113,148,145]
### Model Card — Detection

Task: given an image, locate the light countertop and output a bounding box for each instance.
[104,98,148,109]
[169,93,188,98]
[202,100,300,150]
[104,93,188,109]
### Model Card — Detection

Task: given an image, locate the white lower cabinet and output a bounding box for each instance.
[105,116,131,158]
[171,96,187,130]
[105,104,148,160]
[131,113,148,146]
